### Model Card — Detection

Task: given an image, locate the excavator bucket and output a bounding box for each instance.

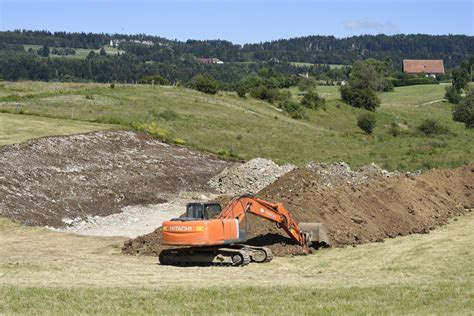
[299,222,331,247]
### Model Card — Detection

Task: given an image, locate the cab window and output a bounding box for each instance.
[205,204,222,219]
[186,204,204,219]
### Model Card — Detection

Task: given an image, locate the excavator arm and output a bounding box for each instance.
[218,195,327,247]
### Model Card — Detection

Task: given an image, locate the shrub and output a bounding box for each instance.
[357,113,376,134]
[155,110,178,121]
[417,119,450,136]
[453,89,474,128]
[192,74,218,94]
[110,83,115,89]
[301,91,326,109]
[85,94,95,100]
[279,100,306,119]
[139,75,169,85]
[391,76,438,87]
[341,86,380,111]
[382,79,394,92]
[249,86,289,104]
[388,123,401,137]
[235,85,247,98]
[173,137,186,145]
[445,86,462,104]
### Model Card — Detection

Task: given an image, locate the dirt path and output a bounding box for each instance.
[50,192,216,238]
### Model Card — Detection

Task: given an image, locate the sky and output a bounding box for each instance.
[0,0,472,44]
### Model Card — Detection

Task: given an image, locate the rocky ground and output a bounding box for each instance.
[0,131,232,227]
[208,158,295,195]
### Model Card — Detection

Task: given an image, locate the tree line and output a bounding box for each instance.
[1,30,472,68]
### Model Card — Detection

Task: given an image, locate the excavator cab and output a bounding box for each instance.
[185,202,222,220]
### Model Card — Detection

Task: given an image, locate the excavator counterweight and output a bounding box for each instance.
[160,195,329,266]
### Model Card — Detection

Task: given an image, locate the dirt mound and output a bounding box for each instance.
[123,164,473,257]
[208,158,295,195]
[252,164,473,255]
[0,131,232,227]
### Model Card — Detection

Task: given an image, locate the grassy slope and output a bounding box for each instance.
[1,81,472,170]
[0,212,472,314]
[0,112,112,146]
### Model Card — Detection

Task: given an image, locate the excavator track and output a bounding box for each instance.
[159,247,251,267]
[159,244,272,267]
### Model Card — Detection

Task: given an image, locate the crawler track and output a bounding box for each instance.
[159,245,273,267]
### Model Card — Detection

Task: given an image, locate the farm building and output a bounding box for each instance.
[403,59,445,77]
[196,57,224,64]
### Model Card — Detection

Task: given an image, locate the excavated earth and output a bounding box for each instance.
[0,131,233,227]
[123,164,474,257]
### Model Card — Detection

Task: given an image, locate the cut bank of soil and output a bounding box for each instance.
[0,131,233,227]
[122,164,473,257]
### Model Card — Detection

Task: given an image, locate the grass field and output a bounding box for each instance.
[0,81,471,170]
[0,211,472,314]
[22,44,124,59]
[0,112,112,146]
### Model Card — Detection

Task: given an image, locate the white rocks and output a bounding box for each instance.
[209,158,296,195]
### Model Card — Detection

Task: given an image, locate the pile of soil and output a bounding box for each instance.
[123,164,473,257]
[208,158,295,195]
[0,131,232,227]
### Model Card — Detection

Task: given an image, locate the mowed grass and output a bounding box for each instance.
[22,44,124,59]
[0,81,472,170]
[0,112,112,146]
[0,212,473,314]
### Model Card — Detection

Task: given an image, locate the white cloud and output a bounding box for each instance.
[343,19,399,34]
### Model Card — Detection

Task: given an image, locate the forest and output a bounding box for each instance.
[0,30,472,85]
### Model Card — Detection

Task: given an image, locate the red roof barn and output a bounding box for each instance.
[403,59,445,74]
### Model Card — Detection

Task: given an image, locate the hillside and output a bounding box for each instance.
[0,81,472,170]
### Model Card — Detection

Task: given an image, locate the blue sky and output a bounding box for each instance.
[0,0,472,44]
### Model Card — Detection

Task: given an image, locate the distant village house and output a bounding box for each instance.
[196,57,224,64]
[403,59,445,78]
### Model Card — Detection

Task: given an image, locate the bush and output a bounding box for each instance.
[173,137,186,145]
[340,86,380,111]
[249,86,289,104]
[193,74,218,94]
[357,113,376,134]
[445,86,462,104]
[110,83,115,89]
[391,76,438,87]
[388,123,401,137]
[279,100,306,119]
[152,110,178,121]
[301,91,326,109]
[139,75,169,85]
[382,79,394,92]
[453,89,474,128]
[235,85,247,98]
[417,119,450,136]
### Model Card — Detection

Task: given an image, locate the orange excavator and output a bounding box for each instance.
[159,195,330,266]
